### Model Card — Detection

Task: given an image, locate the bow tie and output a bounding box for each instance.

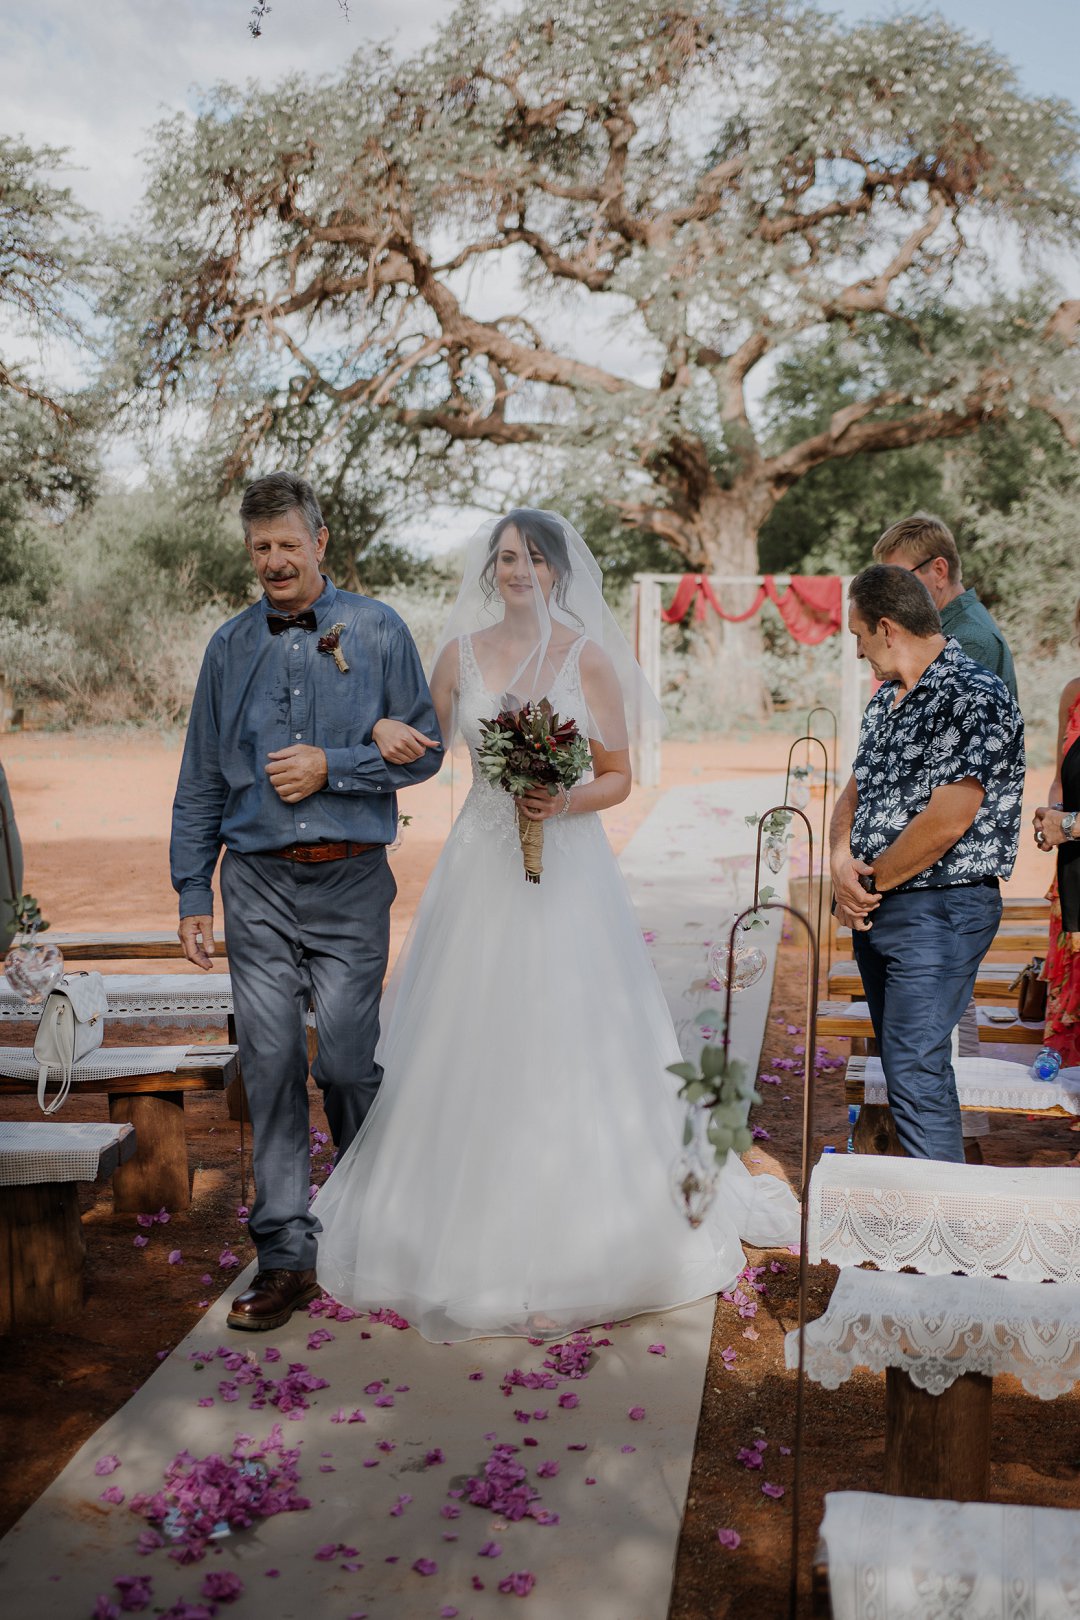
[267,609,318,636]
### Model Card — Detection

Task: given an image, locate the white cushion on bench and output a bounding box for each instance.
[821,1491,1080,1620]
[0,1121,136,1185]
[0,1045,189,1083]
[858,1053,1080,1115]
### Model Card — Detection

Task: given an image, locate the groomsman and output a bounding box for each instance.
[830,566,1024,1162]
[171,472,443,1329]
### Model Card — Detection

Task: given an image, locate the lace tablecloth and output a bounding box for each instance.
[821,1491,1080,1620]
[786,1267,1080,1396]
[0,973,317,1027]
[807,1153,1080,1283]
[0,1045,189,1083]
[860,1054,1080,1114]
[0,1121,136,1186]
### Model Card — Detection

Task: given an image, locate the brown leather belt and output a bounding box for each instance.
[268,841,380,863]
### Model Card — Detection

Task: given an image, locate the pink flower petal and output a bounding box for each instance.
[412,1558,438,1576]
[628,1406,646,1421]
[717,1527,741,1549]
[647,1344,666,1356]
[94,1455,121,1476]
[762,1481,785,1499]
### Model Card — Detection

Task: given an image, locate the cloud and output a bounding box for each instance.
[2,0,448,224]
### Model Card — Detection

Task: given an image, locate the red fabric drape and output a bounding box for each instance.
[660,573,843,645]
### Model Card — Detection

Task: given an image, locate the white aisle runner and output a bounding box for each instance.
[0,778,790,1620]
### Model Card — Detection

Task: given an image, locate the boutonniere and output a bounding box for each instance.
[317,622,349,673]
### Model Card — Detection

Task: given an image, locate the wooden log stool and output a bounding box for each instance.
[0,1120,137,1332]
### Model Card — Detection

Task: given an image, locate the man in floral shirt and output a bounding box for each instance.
[829,565,1025,1162]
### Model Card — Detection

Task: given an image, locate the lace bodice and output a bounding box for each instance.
[454,633,593,845]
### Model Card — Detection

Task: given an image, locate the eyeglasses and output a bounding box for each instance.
[910,556,942,575]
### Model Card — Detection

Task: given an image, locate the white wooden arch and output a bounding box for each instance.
[631,573,865,787]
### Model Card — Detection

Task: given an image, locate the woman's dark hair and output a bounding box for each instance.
[849,564,942,638]
[480,508,575,613]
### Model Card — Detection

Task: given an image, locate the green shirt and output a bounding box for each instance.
[939,588,1018,701]
[0,760,23,952]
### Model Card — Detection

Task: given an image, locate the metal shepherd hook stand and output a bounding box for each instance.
[752,804,817,1000]
[781,736,832,980]
[719,898,819,1620]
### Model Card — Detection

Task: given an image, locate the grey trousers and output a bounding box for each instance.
[221,846,396,1270]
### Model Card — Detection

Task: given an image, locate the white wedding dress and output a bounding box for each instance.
[312,634,800,1341]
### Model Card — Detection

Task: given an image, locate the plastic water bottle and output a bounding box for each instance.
[821,1144,837,1154]
[1032,1047,1062,1082]
[847,1104,860,1153]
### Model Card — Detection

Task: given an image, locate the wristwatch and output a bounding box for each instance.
[1063,811,1079,840]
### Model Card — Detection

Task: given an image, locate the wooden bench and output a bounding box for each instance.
[843,1052,1077,1153]
[38,933,318,1118]
[818,1000,1044,1048]
[838,919,1048,956]
[828,957,1027,1004]
[0,1120,137,1332]
[0,1045,238,1212]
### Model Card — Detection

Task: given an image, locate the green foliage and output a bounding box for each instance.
[667,1010,760,1165]
[8,894,48,937]
[0,135,97,421]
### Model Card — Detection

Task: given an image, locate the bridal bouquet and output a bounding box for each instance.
[477,700,591,883]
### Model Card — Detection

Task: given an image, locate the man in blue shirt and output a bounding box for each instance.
[171,472,443,1329]
[829,566,1024,1162]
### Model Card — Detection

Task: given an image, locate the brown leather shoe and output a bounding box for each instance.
[227,1268,321,1331]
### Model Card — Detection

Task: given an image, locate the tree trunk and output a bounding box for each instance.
[681,486,775,721]
[682,484,772,575]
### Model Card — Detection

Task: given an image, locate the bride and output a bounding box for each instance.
[311,508,799,1341]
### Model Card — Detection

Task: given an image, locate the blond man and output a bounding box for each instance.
[873,513,1017,699]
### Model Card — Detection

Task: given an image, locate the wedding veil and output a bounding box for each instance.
[430,508,666,752]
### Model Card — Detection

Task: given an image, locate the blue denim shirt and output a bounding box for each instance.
[171,578,443,917]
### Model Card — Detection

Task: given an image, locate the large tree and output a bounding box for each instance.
[0,135,92,421]
[116,0,1080,571]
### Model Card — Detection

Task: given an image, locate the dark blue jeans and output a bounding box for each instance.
[851,883,1003,1162]
[221,846,396,1270]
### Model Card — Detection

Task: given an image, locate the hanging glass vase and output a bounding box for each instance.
[670,1105,719,1227]
[707,935,767,992]
[3,894,64,1005]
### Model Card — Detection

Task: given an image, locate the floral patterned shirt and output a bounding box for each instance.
[851,638,1025,889]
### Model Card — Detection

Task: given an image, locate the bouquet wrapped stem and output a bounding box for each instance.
[516,802,546,883]
[477,699,592,884]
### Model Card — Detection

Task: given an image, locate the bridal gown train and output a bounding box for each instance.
[312,634,800,1341]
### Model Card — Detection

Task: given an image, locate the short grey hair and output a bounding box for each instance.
[849,564,941,638]
[239,471,324,543]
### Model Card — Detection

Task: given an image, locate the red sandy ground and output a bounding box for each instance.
[0,730,1077,1617]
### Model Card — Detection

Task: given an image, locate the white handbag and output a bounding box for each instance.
[33,972,109,1114]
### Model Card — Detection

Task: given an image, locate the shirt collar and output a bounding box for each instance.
[939,589,975,628]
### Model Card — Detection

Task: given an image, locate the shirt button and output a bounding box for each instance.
[299,821,307,829]
[292,642,299,650]
[337,781,344,788]
[294,688,300,696]
[295,732,302,740]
